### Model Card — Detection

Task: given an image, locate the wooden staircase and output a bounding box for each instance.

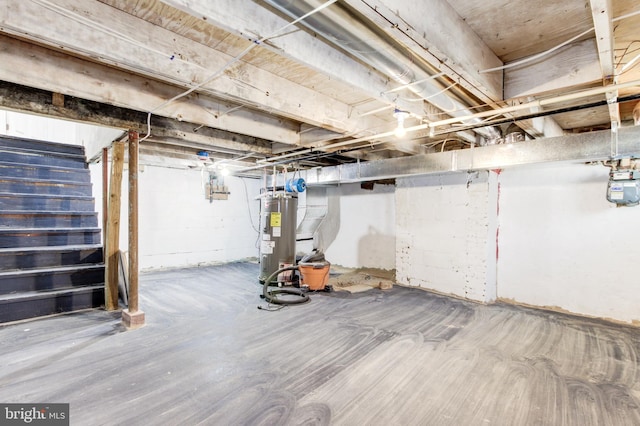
[0,135,104,323]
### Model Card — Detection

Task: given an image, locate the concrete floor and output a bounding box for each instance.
[1,262,639,425]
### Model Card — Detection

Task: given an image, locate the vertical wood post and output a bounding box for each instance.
[102,147,108,240]
[122,130,145,329]
[128,130,139,313]
[105,141,124,311]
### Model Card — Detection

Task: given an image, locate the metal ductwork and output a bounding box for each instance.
[302,126,640,184]
[261,0,500,140]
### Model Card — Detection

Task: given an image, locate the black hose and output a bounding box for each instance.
[262,265,309,305]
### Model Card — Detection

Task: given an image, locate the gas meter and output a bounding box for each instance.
[606,159,640,206]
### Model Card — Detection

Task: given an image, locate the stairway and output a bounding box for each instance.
[0,135,104,323]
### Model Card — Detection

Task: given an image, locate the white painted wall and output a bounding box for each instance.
[0,110,78,143]
[324,183,396,270]
[497,162,640,324]
[395,172,497,303]
[75,123,123,159]
[90,163,262,270]
[0,109,122,152]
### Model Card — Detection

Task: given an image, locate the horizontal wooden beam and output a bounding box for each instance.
[159,0,423,118]
[0,0,387,137]
[0,34,296,145]
[505,39,602,99]
[342,0,503,103]
[0,80,273,155]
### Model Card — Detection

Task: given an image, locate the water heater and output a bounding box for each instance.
[259,192,298,283]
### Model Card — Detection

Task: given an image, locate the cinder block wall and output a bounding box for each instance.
[396,172,497,303]
[394,163,640,325]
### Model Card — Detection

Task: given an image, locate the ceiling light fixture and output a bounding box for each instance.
[394,109,409,138]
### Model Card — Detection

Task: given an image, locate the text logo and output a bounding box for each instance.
[1,404,69,425]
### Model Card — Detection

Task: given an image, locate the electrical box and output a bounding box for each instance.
[607,169,640,206]
[205,172,229,201]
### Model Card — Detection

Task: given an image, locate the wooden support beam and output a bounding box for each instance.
[504,39,602,99]
[589,0,616,79]
[0,0,387,137]
[589,0,620,127]
[0,35,298,146]
[159,0,420,117]
[105,141,124,311]
[122,130,145,329]
[340,0,504,103]
[0,80,273,155]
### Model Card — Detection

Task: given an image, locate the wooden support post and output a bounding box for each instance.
[105,141,124,311]
[122,130,145,329]
[102,147,108,240]
[128,131,139,312]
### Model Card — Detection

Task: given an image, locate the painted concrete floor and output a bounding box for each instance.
[1,262,639,425]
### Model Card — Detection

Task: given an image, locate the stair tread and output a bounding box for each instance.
[0,244,102,254]
[0,226,100,231]
[0,160,90,172]
[0,192,93,200]
[0,176,92,186]
[0,263,104,277]
[0,135,85,153]
[0,210,97,214]
[0,285,104,301]
[0,146,86,161]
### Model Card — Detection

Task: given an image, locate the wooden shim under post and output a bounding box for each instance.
[105,141,124,311]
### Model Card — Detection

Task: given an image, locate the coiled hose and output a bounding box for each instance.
[262,265,309,305]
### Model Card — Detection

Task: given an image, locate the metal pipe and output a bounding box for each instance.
[236,88,640,173]
[420,79,640,130]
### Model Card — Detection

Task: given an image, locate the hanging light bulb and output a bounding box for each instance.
[393,109,409,138]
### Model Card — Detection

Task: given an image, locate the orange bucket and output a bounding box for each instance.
[298,262,330,291]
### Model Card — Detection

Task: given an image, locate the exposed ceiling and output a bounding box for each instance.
[0,0,639,172]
